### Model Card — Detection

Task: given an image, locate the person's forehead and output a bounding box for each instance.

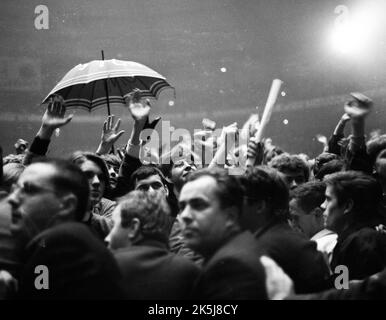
[80,160,102,174]
[135,174,163,186]
[179,175,218,201]
[19,163,57,183]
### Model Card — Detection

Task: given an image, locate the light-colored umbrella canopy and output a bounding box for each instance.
[43,59,174,111]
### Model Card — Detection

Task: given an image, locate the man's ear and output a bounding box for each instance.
[58,194,78,219]
[164,185,169,197]
[127,218,141,241]
[343,199,354,215]
[224,206,241,230]
[312,206,324,218]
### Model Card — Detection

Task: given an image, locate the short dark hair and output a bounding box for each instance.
[314,159,345,180]
[269,153,310,181]
[324,171,382,218]
[130,165,168,190]
[290,181,326,214]
[313,153,340,176]
[186,167,244,216]
[241,166,289,220]
[100,154,121,169]
[70,151,111,196]
[39,158,90,221]
[118,190,170,243]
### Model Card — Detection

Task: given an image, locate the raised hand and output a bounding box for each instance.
[246,137,264,166]
[96,115,125,155]
[124,89,151,124]
[101,115,125,145]
[38,95,73,139]
[344,92,373,119]
[42,95,73,129]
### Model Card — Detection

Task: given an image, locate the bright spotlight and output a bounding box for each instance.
[329,3,381,57]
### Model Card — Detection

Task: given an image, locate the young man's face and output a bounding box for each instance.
[289,199,323,238]
[321,185,346,233]
[178,175,231,257]
[134,174,168,197]
[281,170,306,190]
[79,160,105,207]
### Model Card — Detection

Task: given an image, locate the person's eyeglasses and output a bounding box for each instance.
[11,182,57,196]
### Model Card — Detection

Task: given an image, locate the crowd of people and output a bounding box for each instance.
[1,89,386,300]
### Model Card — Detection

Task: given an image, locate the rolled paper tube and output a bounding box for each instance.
[246,79,283,167]
[255,79,283,142]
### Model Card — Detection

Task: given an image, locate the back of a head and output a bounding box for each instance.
[186,167,244,215]
[119,190,171,243]
[324,171,382,219]
[290,180,326,214]
[314,159,345,180]
[313,153,340,176]
[241,166,289,220]
[269,153,310,182]
[40,158,90,222]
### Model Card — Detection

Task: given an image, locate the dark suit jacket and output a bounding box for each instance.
[192,231,267,300]
[255,220,331,294]
[16,222,125,299]
[114,239,200,299]
[331,225,386,280]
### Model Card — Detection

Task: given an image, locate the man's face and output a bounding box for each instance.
[171,159,196,183]
[281,170,306,189]
[178,176,231,257]
[321,185,346,232]
[105,204,128,250]
[289,199,323,238]
[79,160,105,207]
[135,174,168,197]
[107,164,119,189]
[7,163,64,246]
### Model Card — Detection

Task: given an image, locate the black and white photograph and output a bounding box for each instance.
[1,0,386,307]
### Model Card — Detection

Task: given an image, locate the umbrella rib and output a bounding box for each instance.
[115,78,126,102]
[90,80,97,110]
[136,77,151,95]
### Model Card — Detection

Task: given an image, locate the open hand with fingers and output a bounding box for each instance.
[42,95,73,129]
[38,94,73,139]
[96,115,125,155]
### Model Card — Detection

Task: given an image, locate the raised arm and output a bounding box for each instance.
[95,115,125,156]
[23,95,73,165]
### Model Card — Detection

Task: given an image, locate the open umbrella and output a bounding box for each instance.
[43,58,174,114]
